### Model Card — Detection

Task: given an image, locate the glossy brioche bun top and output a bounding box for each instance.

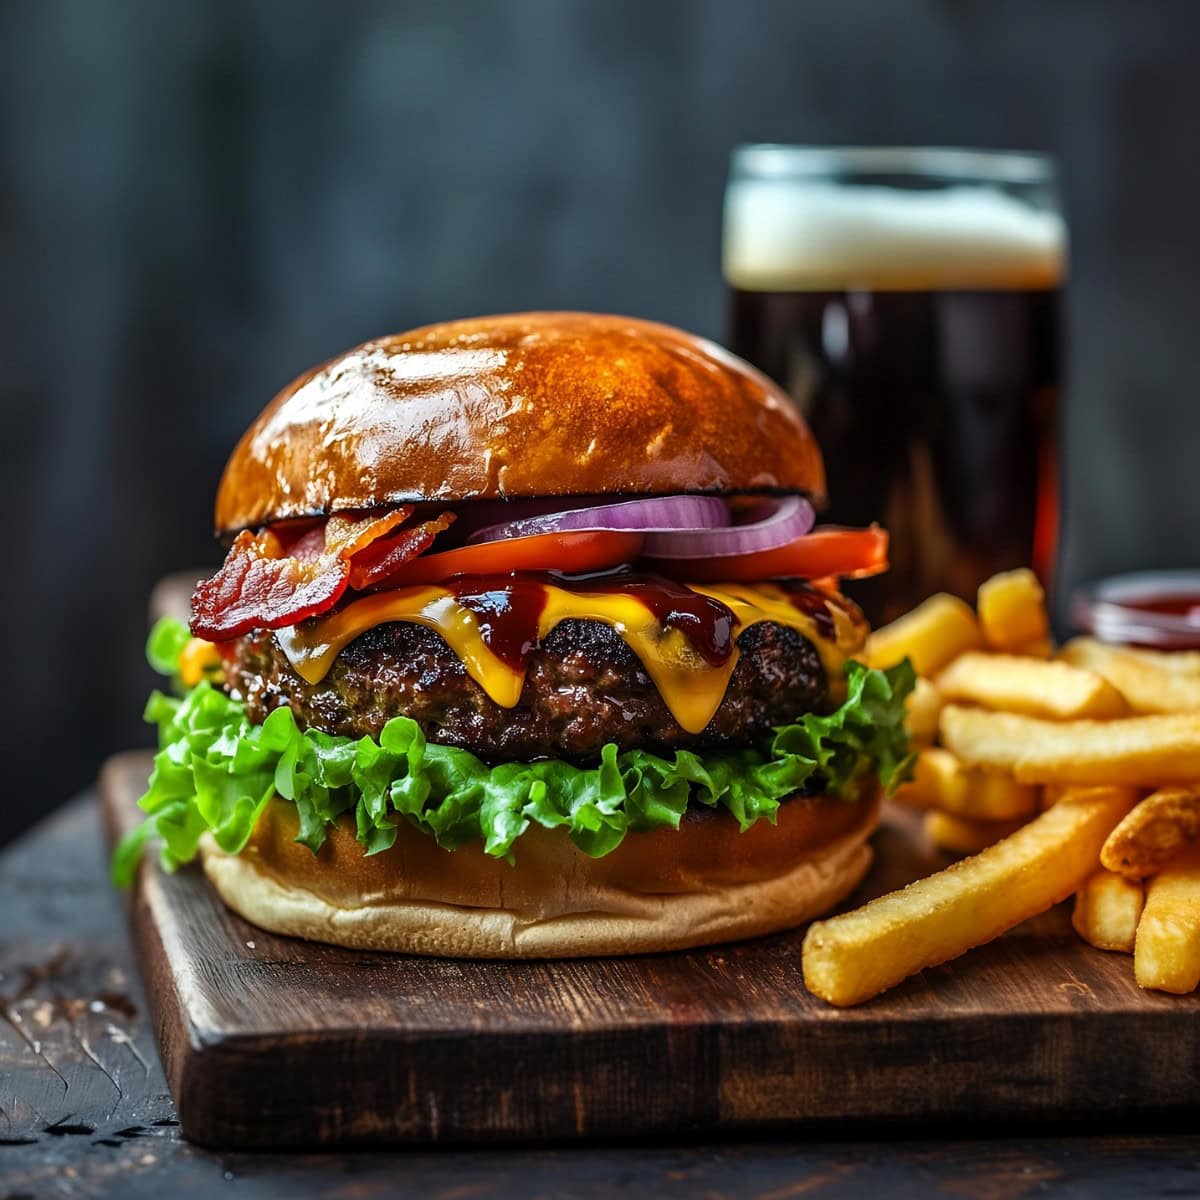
[214,311,825,534]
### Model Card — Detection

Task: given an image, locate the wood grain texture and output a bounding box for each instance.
[5,791,1200,1196]
[100,749,1200,1151]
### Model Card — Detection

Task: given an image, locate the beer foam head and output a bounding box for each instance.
[724,180,1066,291]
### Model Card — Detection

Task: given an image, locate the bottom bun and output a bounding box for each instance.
[200,787,879,958]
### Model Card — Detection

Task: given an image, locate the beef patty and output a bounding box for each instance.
[226,619,832,763]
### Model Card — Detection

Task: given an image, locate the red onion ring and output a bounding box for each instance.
[468,495,730,544]
[467,494,815,561]
[642,495,814,558]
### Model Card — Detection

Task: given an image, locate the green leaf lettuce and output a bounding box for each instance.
[113,617,914,885]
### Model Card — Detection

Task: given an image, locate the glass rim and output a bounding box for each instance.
[731,144,1058,186]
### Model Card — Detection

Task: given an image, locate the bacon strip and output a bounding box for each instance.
[190,508,427,640]
[346,512,457,591]
[189,529,349,640]
[327,508,412,558]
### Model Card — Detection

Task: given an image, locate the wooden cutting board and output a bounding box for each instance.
[102,748,1200,1149]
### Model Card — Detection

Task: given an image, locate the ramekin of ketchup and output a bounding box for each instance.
[1070,571,1200,649]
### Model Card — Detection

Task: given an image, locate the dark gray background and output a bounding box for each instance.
[2,0,1197,844]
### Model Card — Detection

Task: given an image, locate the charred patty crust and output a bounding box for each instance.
[226,619,831,762]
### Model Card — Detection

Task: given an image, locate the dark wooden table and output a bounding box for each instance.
[3,794,1199,1199]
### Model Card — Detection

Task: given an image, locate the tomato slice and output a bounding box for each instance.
[642,525,889,583]
[372,530,645,586]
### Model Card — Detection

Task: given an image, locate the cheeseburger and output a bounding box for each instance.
[117,312,913,956]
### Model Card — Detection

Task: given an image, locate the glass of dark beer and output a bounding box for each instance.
[724,146,1066,623]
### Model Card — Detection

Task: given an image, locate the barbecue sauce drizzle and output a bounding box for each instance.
[443,569,835,673]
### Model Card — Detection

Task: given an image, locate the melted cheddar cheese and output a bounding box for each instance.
[180,637,224,688]
[273,582,867,735]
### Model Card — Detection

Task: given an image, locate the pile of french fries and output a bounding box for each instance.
[802,568,1200,1007]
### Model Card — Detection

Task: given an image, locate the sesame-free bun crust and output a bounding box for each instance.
[199,788,877,958]
[214,312,825,535]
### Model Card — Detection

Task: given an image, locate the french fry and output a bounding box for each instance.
[1100,787,1200,878]
[924,810,1028,856]
[893,747,1038,820]
[1059,638,1200,713]
[935,652,1127,721]
[977,568,1050,653]
[1124,646,1200,674]
[802,787,1137,1006]
[1069,642,1200,675]
[1041,784,1071,809]
[905,677,943,746]
[866,593,982,676]
[1072,868,1144,952]
[1134,843,1200,993]
[1009,637,1055,660]
[940,705,1200,786]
